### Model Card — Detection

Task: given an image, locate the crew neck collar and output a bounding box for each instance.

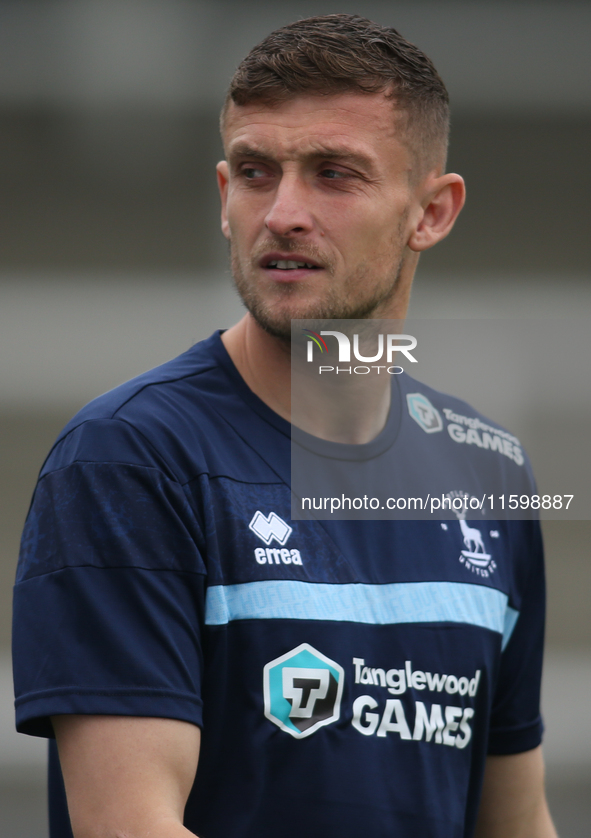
[208,330,403,460]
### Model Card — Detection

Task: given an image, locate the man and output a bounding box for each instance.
[13,15,556,838]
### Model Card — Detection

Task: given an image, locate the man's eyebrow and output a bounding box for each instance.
[227,143,273,162]
[227,142,377,173]
[311,146,376,171]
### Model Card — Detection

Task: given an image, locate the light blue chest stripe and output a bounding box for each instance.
[205,580,519,650]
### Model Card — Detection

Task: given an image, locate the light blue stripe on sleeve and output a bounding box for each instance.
[205,580,519,649]
[503,606,520,650]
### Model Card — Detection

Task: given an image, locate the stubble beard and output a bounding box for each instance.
[229,238,407,342]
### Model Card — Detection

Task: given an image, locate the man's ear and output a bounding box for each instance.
[216,160,230,239]
[407,173,466,252]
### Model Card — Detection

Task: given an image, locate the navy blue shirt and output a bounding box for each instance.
[13,332,544,838]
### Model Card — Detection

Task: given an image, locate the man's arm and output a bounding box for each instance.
[52,715,200,838]
[474,746,557,838]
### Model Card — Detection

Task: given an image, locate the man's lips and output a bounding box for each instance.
[259,252,324,280]
[260,252,323,270]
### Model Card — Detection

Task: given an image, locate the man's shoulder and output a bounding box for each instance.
[67,332,222,423]
[41,333,233,478]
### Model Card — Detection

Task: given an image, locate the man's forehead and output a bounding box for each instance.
[222,91,407,158]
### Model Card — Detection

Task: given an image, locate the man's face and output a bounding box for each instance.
[217,91,424,338]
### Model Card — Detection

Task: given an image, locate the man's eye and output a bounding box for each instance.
[242,167,267,179]
[320,168,347,179]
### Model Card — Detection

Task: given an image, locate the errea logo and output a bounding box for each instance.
[249,511,302,566]
[263,643,344,738]
[249,511,292,545]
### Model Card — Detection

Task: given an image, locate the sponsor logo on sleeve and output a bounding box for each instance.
[406,393,444,434]
[406,397,524,467]
[442,408,524,466]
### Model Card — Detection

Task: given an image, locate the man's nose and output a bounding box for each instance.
[264,176,314,237]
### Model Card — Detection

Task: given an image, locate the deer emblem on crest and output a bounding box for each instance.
[458,518,491,567]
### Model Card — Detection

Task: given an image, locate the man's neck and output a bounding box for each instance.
[221,314,391,444]
[222,315,292,423]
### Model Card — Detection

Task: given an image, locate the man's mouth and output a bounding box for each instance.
[266,260,320,270]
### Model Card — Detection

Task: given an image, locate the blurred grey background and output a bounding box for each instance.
[1,1,589,835]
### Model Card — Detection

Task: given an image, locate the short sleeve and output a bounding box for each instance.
[12,420,207,738]
[487,520,545,754]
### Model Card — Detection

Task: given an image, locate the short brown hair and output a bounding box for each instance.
[222,14,450,173]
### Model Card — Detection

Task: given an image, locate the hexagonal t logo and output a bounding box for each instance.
[263,643,344,738]
[406,392,443,433]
